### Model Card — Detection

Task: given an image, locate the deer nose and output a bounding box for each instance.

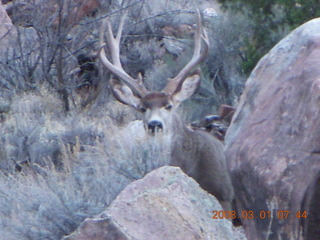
[147,120,163,133]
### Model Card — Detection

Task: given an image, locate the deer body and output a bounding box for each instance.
[170,115,234,210]
[99,11,234,210]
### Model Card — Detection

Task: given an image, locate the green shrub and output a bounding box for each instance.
[218,0,320,73]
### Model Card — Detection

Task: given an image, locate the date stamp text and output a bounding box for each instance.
[211,210,307,220]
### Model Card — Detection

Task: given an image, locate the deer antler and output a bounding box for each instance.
[99,12,148,97]
[99,10,208,97]
[162,9,209,95]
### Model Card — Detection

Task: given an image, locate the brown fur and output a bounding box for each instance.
[141,92,171,109]
[170,113,234,211]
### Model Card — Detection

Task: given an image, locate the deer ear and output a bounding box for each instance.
[110,79,141,108]
[172,73,200,103]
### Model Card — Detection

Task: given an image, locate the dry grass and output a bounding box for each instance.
[0,91,171,240]
[0,2,250,239]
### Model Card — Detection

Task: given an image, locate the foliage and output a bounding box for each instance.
[218,0,320,73]
[0,91,170,240]
[0,0,249,239]
[202,10,250,108]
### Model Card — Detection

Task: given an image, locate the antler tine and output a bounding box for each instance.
[99,13,148,97]
[116,11,126,42]
[163,9,209,95]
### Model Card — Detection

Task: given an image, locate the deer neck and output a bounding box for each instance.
[169,112,192,141]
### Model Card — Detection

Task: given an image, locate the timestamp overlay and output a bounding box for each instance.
[211,210,307,220]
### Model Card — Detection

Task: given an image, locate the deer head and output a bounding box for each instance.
[99,10,209,134]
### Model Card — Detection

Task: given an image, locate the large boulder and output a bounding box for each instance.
[225,18,320,239]
[63,166,246,240]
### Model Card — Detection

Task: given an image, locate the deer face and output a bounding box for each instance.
[140,92,173,134]
[99,10,208,135]
[110,73,201,135]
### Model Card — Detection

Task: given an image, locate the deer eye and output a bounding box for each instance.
[139,107,147,113]
[165,104,173,110]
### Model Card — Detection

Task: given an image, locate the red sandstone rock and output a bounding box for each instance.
[63,166,246,240]
[3,0,100,27]
[225,18,320,240]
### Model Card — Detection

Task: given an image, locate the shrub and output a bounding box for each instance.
[0,91,171,240]
[0,1,251,239]
[218,0,320,73]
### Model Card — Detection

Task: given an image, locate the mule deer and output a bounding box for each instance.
[99,11,234,211]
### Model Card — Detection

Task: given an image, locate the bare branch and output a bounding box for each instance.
[162,9,209,95]
[99,14,148,97]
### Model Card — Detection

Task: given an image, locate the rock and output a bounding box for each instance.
[162,37,187,56]
[63,166,246,240]
[225,18,320,240]
[190,105,236,141]
[0,1,17,53]
[4,0,100,27]
[219,104,236,123]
